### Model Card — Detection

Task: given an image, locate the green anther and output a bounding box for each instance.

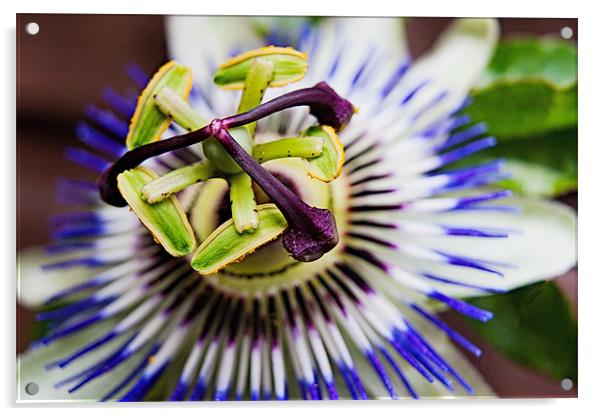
[237,58,275,136]
[153,87,253,174]
[214,46,308,90]
[126,61,192,150]
[191,204,287,275]
[141,160,218,204]
[253,136,324,163]
[229,172,259,234]
[302,125,345,182]
[117,167,196,257]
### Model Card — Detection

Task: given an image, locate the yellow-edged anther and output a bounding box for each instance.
[191,204,287,275]
[214,46,308,90]
[126,61,193,150]
[219,46,307,70]
[303,125,345,183]
[117,166,196,257]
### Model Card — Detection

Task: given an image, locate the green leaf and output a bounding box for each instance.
[477,38,577,88]
[213,46,307,90]
[117,167,196,257]
[455,37,578,197]
[497,158,577,197]
[467,38,577,139]
[468,83,576,139]
[459,128,577,197]
[191,204,287,274]
[463,281,577,381]
[126,61,192,149]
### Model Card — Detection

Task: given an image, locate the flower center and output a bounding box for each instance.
[98,49,355,276]
[189,156,350,293]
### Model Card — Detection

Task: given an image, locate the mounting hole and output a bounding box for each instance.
[560,26,573,40]
[561,378,573,391]
[25,22,40,36]
[25,382,39,395]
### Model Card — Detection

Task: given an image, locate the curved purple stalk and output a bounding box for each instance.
[211,121,339,262]
[99,82,353,207]
[98,124,214,206]
[223,82,354,131]
[98,82,353,261]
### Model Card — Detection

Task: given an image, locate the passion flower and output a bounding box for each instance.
[18,17,577,402]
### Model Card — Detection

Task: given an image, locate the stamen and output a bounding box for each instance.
[99,82,353,261]
[141,161,217,204]
[99,82,353,207]
[252,136,324,163]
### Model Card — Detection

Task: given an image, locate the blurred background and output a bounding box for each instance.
[16,14,577,398]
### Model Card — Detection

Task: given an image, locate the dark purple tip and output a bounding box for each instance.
[308,82,355,131]
[282,206,339,262]
[222,82,355,132]
[213,127,340,263]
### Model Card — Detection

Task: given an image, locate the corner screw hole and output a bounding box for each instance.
[561,378,573,391]
[25,382,39,395]
[560,26,573,40]
[25,22,40,36]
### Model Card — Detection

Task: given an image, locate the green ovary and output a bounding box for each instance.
[189,157,349,292]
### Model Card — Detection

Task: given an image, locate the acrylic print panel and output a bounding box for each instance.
[16,14,578,402]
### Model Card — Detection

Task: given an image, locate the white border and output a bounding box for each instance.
[3,1,599,415]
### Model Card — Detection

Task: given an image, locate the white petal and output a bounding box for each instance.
[409,317,495,398]
[165,16,262,83]
[409,197,577,297]
[17,247,99,308]
[330,17,408,61]
[400,18,499,132]
[17,318,141,401]
[345,317,494,398]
